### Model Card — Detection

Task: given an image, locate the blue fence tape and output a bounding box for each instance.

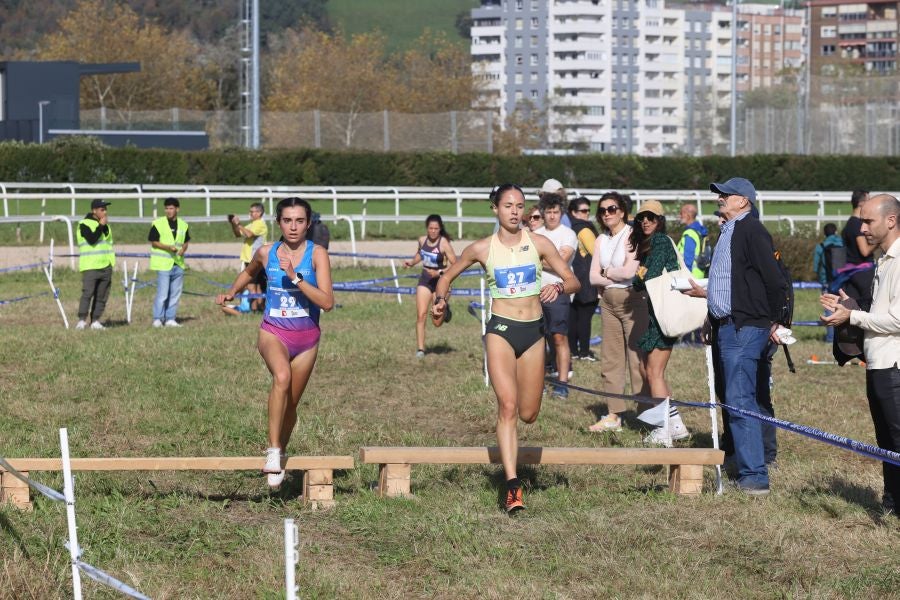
[0,291,51,306]
[76,560,151,600]
[549,379,900,468]
[0,457,66,502]
[0,261,46,274]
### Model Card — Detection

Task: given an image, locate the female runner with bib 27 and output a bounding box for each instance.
[432,184,579,513]
[217,197,334,487]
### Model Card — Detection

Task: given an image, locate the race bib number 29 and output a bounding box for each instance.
[494,264,537,296]
[268,293,309,318]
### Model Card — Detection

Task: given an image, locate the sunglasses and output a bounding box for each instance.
[573,208,590,214]
[635,212,658,222]
[598,205,619,215]
[528,214,543,221]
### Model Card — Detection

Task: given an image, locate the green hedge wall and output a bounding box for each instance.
[2,139,898,190]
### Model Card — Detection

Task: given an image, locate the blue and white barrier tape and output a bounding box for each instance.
[0,457,66,502]
[550,379,900,468]
[0,261,46,274]
[0,291,51,306]
[76,560,151,600]
[333,283,486,297]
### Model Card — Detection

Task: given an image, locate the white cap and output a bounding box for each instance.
[540,178,564,194]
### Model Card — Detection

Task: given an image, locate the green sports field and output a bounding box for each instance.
[0,264,896,598]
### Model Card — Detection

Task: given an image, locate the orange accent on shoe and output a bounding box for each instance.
[505,487,525,513]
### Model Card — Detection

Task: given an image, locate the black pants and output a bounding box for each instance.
[712,331,778,464]
[568,299,598,357]
[866,365,900,508]
[78,266,112,321]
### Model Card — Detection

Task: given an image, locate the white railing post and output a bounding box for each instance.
[135,184,143,219]
[1,183,7,218]
[68,184,76,217]
[454,189,463,239]
[39,197,47,243]
[393,187,400,225]
[334,215,357,266]
[264,187,274,217]
[203,186,211,217]
[757,193,765,219]
[693,191,703,219]
[360,198,367,240]
[330,188,338,225]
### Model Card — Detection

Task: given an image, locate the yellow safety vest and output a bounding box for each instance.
[676,228,706,279]
[149,217,188,271]
[76,218,115,272]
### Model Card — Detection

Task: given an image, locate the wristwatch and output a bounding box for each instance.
[291,273,304,286]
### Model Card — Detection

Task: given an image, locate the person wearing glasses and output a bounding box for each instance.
[525,204,544,232]
[567,196,600,362]
[432,184,579,513]
[630,200,691,446]
[402,214,458,358]
[588,192,648,432]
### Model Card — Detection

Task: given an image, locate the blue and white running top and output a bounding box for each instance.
[263,240,320,330]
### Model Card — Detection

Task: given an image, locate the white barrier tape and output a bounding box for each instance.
[76,560,151,600]
[0,457,66,502]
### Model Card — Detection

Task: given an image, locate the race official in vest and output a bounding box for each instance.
[75,199,116,330]
[676,203,708,279]
[149,197,190,328]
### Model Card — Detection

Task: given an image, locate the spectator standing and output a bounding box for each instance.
[837,189,876,306]
[813,223,844,343]
[230,202,268,311]
[567,196,599,361]
[822,194,900,515]
[149,197,190,328]
[588,192,648,432]
[75,199,115,330]
[705,177,788,495]
[535,193,578,399]
[539,179,572,228]
[676,203,709,279]
[525,203,544,232]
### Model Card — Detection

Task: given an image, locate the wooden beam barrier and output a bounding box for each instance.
[360,447,724,497]
[0,456,354,510]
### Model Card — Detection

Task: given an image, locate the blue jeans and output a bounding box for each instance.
[153,265,184,322]
[717,322,770,488]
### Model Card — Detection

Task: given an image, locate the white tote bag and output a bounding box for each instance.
[643,238,708,338]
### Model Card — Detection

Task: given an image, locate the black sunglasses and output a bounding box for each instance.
[528,214,543,221]
[635,212,658,222]
[573,207,590,214]
[598,205,619,215]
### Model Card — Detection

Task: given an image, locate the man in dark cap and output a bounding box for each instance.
[75,199,115,330]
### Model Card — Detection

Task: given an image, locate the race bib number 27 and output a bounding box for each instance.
[494,264,537,296]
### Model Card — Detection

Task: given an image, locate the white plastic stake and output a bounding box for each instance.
[128,262,138,323]
[122,260,130,321]
[49,238,55,280]
[43,266,69,329]
[60,428,83,600]
[706,345,724,494]
[284,519,299,600]
[390,259,402,305]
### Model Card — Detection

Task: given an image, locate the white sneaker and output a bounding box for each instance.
[263,447,282,473]
[643,414,690,447]
[90,321,105,330]
[75,320,86,330]
[164,320,181,328]
[267,471,285,488]
[152,319,163,328]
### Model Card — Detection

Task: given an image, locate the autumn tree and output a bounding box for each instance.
[34,0,211,118]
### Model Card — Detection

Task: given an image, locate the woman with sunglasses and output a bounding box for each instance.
[432,184,579,513]
[525,203,544,232]
[567,196,600,362]
[588,192,648,432]
[630,200,689,445]
[402,215,457,358]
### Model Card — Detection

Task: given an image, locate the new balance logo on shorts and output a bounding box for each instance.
[493,323,508,332]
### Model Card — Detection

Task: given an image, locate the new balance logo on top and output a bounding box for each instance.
[520,245,529,251]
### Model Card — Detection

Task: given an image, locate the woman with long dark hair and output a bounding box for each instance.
[567,196,599,361]
[587,192,648,432]
[403,215,457,357]
[216,197,334,487]
[432,184,579,513]
[630,200,689,445]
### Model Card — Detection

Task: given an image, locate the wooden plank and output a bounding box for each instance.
[669,464,705,496]
[1,471,33,510]
[378,463,411,498]
[0,456,355,472]
[303,469,333,486]
[360,447,723,466]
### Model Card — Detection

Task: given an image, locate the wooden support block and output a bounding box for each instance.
[378,463,411,498]
[1,471,33,511]
[669,464,704,496]
[303,470,334,510]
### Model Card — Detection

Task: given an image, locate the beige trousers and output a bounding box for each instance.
[599,287,649,414]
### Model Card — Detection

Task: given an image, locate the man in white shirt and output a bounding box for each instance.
[535,194,578,399]
[822,194,900,514]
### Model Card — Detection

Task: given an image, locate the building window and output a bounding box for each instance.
[821,7,837,19]
[531,17,539,28]
[515,36,523,48]
[515,73,523,84]
[821,26,837,39]
[530,54,539,66]
[587,106,605,116]
[663,125,677,134]
[516,54,523,65]
[515,0,523,10]
[530,72,538,83]
[531,35,538,46]
[531,89,538,98]
[515,18,523,30]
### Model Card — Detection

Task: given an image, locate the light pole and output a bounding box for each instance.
[38,100,50,144]
[730,1,738,157]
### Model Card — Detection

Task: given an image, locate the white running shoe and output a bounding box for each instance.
[152,319,163,328]
[75,320,86,330]
[263,447,282,473]
[90,321,105,330]
[643,413,690,447]
[267,470,286,488]
[164,320,181,327]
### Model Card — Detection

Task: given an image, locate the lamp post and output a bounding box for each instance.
[730,1,738,157]
[38,100,50,144]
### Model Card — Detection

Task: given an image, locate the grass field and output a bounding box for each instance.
[0,263,897,598]
[327,0,478,53]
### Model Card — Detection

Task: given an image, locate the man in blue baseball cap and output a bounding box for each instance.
[702,176,788,495]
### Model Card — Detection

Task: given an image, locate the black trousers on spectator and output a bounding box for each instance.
[78,266,112,321]
[568,299,598,357]
[866,365,900,508]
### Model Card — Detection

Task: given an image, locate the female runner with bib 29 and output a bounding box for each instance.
[217,197,334,487]
[432,184,579,513]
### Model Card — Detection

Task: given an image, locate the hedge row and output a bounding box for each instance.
[1,138,897,190]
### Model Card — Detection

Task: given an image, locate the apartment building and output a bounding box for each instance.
[809,0,899,76]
